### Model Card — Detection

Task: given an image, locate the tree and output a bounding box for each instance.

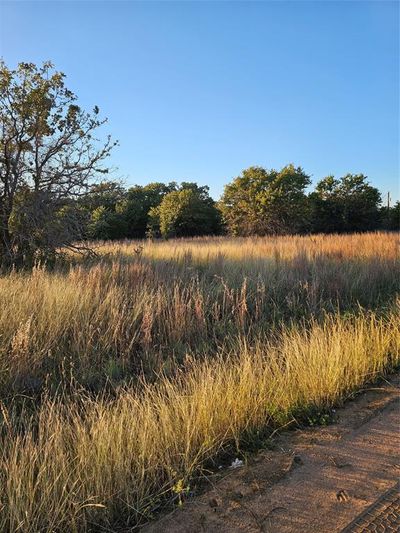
[310,173,381,233]
[0,61,116,267]
[219,164,311,236]
[309,176,345,233]
[381,200,400,231]
[83,181,126,212]
[87,206,127,240]
[339,174,381,231]
[151,183,221,238]
[81,181,127,239]
[116,182,176,238]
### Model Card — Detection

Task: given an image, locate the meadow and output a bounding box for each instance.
[0,232,399,531]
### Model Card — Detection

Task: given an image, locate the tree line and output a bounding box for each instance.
[81,168,398,241]
[1,61,398,268]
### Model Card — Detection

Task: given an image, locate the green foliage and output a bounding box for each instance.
[80,171,390,240]
[309,176,344,233]
[155,184,222,238]
[0,60,115,267]
[146,205,162,239]
[116,182,176,238]
[172,478,191,506]
[9,187,89,264]
[305,409,336,427]
[83,181,126,212]
[219,164,311,236]
[88,206,127,240]
[310,174,381,233]
[381,201,400,231]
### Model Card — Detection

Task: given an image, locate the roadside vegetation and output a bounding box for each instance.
[0,233,399,531]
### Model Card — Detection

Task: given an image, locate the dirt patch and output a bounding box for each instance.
[342,482,399,532]
[143,375,400,533]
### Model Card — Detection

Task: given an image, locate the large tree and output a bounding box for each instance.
[0,61,116,266]
[82,181,127,240]
[83,181,126,212]
[308,176,345,233]
[116,182,177,238]
[310,173,381,233]
[339,174,381,231]
[219,164,311,236]
[148,183,221,238]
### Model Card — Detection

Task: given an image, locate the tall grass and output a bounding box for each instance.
[1,310,399,532]
[0,232,399,531]
[96,231,399,262]
[0,233,398,395]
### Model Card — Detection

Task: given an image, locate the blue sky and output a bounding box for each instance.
[0,1,399,201]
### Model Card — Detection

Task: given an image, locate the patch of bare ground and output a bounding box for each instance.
[143,375,400,533]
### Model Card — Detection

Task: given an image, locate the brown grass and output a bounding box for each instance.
[0,232,399,531]
[1,232,398,394]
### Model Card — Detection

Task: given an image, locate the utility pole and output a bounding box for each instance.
[387,191,391,214]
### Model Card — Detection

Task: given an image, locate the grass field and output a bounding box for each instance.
[0,232,399,531]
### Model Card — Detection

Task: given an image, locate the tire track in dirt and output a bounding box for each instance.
[144,376,400,533]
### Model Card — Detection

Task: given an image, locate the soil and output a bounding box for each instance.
[143,374,400,533]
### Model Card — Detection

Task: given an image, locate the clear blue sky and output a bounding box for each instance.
[1,1,399,201]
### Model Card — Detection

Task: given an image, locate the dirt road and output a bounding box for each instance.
[144,376,400,533]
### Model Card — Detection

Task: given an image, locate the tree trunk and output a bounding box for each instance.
[0,206,14,268]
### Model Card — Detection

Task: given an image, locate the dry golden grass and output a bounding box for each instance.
[1,232,398,394]
[96,231,399,262]
[1,311,399,532]
[0,232,399,531]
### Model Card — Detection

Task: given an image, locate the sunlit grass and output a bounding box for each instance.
[95,231,399,262]
[1,310,399,532]
[0,232,399,531]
